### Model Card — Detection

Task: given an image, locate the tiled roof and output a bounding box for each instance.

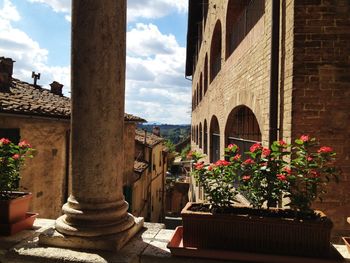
[134,160,149,174]
[0,78,146,122]
[0,78,70,118]
[135,129,164,148]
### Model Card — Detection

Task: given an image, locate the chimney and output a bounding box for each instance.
[153,126,160,136]
[50,81,64,96]
[0,57,14,91]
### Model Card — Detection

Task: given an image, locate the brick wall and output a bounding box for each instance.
[292,0,350,236]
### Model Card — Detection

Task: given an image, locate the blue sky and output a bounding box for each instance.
[0,0,191,124]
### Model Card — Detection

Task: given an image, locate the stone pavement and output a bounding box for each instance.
[0,219,349,263]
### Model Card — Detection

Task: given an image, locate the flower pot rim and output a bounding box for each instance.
[0,191,32,202]
[181,202,332,225]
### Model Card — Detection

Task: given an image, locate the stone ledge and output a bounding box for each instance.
[0,219,350,263]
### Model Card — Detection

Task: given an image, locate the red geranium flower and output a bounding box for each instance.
[242,175,251,181]
[276,174,287,181]
[278,140,287,147]
[310,170,320,178]
[194,162,204,170]
[250,143,262,153]
[318,146,333,154]
[12,154,20,160]
[262,147,271,157]
[300,135,310,142]
[243,158,255,165]
[215,160,230,166]
[232,154,241,161]
[283,167,292,175]
[0,138,11,145]
[19,140,32,148]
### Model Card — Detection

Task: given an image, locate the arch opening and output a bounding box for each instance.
[210,115,220,163]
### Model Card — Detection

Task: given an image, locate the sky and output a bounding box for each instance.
[0,0,191,124]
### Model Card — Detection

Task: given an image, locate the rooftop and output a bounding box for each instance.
[135,129,165,148]
[0,78,146,122]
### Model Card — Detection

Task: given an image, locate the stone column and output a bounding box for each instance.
[40,0,143,251]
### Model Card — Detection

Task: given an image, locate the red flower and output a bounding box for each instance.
[300,135,310,142]
[0,138,11,145]
[227,144,239,152]
[19,140,32,148]
[262,147,271,157]
[307,156,313,162]
[232,154,241,161]
[276,174,287,181]
[243,158,255,165]
[318,146,333,154]
[250,143,262,153]
[260,162,268,167]
[278,140,287,147]
[12,154,20,160]
[215,160,230,166]
[242,175,251,181]
[186,151,193,159]
[194,162,204,170]
[283,167,292,175]
[208,165,214,171]
[310,170,320,178]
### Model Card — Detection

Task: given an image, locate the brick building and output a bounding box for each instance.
[186,0,350,237]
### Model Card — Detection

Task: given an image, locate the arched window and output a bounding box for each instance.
[199,122,203,149]
[225,0,265,59]
[196,125,199,145]
[203,119,208,154]
[210,115,220,163]
[210,21,222,82]
[196,84,199,106]
[204,54,208,94]
[225,105,261,159]
[203,0,208,28]
[199,73,203,102]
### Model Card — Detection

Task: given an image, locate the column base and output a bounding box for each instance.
[347,217,350,224]
[39,217,144,251]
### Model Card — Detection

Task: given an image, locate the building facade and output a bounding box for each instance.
[187,0,350,237]
[0,57,148,220]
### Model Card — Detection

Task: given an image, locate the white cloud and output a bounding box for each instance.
[125,23,191,124]
[0,0,70,95]
[128,23,178,57]
[26,0,187,22]
[127,0,187,22]
[27,0,70,13]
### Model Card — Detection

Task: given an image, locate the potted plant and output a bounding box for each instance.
[0,138,36,235]
[181,136,340,258]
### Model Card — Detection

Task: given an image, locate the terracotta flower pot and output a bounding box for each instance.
[0,192,36,235]
[181,202,333,258]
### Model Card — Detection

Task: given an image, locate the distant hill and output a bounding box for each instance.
[137,124,191,145]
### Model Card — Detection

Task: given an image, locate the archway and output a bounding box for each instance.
[210,115,220,163]
[225,105,261,158]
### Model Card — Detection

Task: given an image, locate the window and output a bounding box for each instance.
[199,122,203,149]
[210,116,220,163]
[226,0,265,59]
[203,120,208,154]
[210,21,222,82]
[0,128,20,144]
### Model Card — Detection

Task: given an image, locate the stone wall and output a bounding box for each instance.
[0,115,70,219]
[292,0,350,236]
[124,122,136,185]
